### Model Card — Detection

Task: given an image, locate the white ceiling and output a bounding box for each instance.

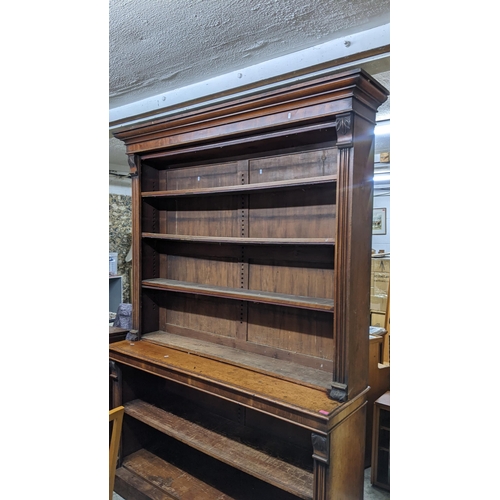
[109,0,390,171]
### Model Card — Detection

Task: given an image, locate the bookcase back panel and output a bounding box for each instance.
[248,260,333,299]
[167,254,241,288]
[249,148,337,183]
[163,293,242,339]
[247,303,334,359]
[142,285,334,360]
[246,245,333,265]
[165,196,242,236]
[142,242,333,298]
[142,146,337,191]
[156,296,334,361]
[248,186,335,239]
[146,240,241,261]
[142,191,335,239]
[164,160,245,190]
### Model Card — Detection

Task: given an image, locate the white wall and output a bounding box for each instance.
[109,176,132,195]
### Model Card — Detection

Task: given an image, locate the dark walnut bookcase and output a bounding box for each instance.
[110,68,389,500]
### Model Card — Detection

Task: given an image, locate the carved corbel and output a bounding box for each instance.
[329,381,348,402]
[128,154,139,177]
[312,433,329,464]
[312,433,330,500]
[335,112,353,148]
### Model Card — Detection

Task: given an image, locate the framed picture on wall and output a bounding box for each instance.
[372,208,387,235]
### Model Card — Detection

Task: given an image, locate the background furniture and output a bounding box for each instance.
[109,406,125,500]
[110,68,388,499]
[109,326,129,344]
[109,275,123,316]
[384,282,390,363]
[365,334,390,466]
[371,391,390,490]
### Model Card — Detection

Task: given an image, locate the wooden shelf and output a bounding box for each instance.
[142,175,336,198]
[142,278,334,312]
[142,233,334,245]
[115,448,236,500]
[115,447,305,500]
[125,399,314,499]
[109,339,345,432]
[115,449,228,500]
[143,330,334,388]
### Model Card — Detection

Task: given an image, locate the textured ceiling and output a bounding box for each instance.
[109,0,390,170]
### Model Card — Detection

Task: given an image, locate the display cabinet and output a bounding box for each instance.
[371,391,390,490]
[110,68,388,499]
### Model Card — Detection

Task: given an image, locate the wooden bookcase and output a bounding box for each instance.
[110,68,389,499]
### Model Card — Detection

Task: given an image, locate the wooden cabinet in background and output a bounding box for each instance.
[365,334,390,467]
[109,68,389,499]
[371,391,390,490]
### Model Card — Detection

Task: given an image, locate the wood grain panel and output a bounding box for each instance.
[167,255,240,288]
[165,160,242,190]
[125,399,314,499]
[165,195,241,237]
[144,330,333,386]
[120,448,235,499]
[164,293,241,339]
[110,339,342,418]
[247,303,334,359]
[249,186,335,239]
[249,148,337,183]
[249,261,333,299]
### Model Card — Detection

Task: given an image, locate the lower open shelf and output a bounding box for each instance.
[124,399,313,499]
[110,348,371,500]
[115,441,309,500]
[115,448,236,500]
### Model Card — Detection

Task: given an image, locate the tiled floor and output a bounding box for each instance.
[112,467,390,499]
[363,467,391,499]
